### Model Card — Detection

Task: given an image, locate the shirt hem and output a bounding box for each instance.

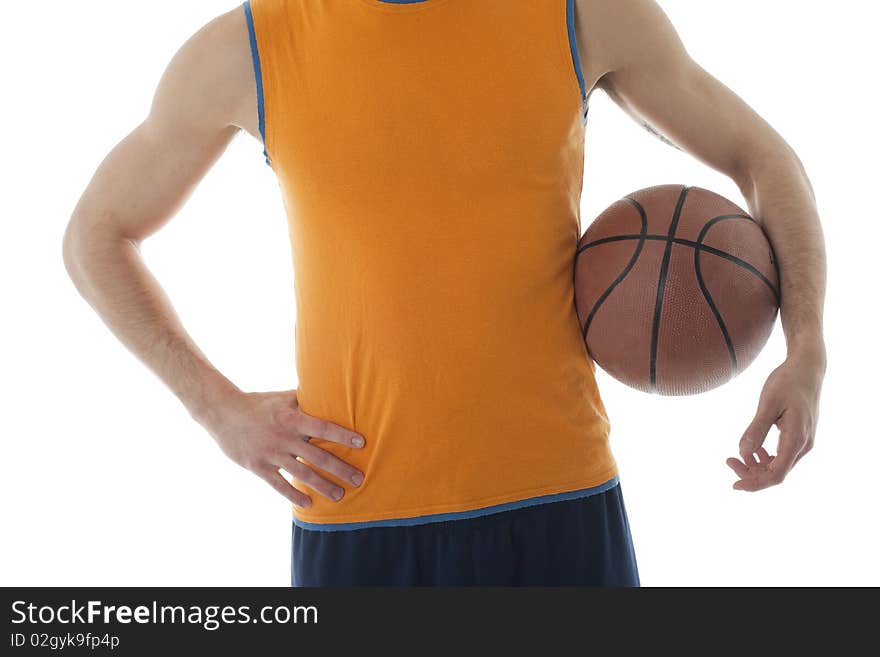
[292,467,620,532]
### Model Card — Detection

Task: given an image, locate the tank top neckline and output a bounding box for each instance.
[359,0,451,11]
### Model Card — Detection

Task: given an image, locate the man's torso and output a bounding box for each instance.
[243,0,616,528]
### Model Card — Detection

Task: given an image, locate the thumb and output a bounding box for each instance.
[279,389,299,413]
[274,391,302,429]
[740,400,778,460]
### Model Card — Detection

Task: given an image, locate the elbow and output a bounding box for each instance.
[63,212,141,298]
[731,138,813,209]
[62,216,87,289]
[62,213,114,294]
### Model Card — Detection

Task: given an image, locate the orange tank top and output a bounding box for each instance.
[244,0,616,528]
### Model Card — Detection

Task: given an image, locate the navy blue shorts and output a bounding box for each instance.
[291,482,639,586]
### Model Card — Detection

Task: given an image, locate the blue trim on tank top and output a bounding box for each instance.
[293,476,620,532]
[566,0,588,122]
[242,2,270,165]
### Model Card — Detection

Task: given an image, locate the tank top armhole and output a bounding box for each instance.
[243,1,271,166]
[565,0,589,124]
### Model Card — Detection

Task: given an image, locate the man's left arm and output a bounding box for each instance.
[576,0,827,491]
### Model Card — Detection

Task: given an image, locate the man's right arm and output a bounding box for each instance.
[62,8,365,507]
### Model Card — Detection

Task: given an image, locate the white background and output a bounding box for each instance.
[1,1,877,586]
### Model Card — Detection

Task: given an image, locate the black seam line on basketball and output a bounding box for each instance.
[650,186,691,392]
[576,234,780,305]
[575,214,752,257]
[695,217,739,377]
[580,197,648,344]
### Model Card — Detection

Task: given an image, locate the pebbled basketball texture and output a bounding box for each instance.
[574,185,780,396]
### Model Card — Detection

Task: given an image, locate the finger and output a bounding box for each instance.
[280,410,365,449]
[280,457,346,502]
[264,469,312,508]
[726,458,751,480]
[765,422,807,486]
[740,402,778,461]
[733,478,764,492]
[741,421,806,491]
[756,447,774,465]
[296,441,365,487]
[794,438,815,466]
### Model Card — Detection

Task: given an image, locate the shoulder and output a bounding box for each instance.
[573,0,687,93]
[152,6,257,136]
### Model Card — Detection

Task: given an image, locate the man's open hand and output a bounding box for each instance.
[727,346,826,492]
[202,389,365,507]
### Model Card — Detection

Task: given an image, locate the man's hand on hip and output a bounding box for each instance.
[202,389,365,508]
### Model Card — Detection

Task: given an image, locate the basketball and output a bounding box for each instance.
[574,185,780,396]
